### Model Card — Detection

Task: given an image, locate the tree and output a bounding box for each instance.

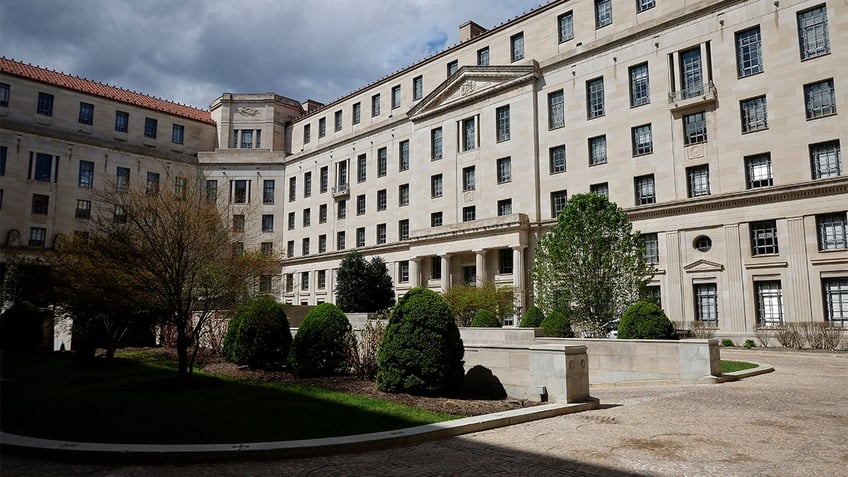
[532,193,653,337]
[222,297,292,369]
[335,251,395,313]
[443,281,514,327]
[78,175,277,379]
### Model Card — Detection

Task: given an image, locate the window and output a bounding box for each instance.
[496,105,510,142]
[391,85,401,109]
[683,111,707,144]
[377,223,387,244]
[377,189,387,211]
[741,96,768,133]
[32,194,49,214]
[798,5,830,60]
[447,60,459,76]
[337,200,347,219]
[377,147,387,177]
[303,124,311,143]
[735,27,763,77]
[589,135,607,165]
[590,182,609,198]
[629,63,650,107]
[551,190,567,218]
[318,118,326,138]
[680,47,703,99]
[233,180,248,203]
[804,79,836,119]
[694,235,712,252]
[687,165,710,197]
[462,117,476,152]
[259,179,274,204]
[302,208,311,227]
[756,281,784,326]
[632,124,653,156]
[357,154,367,183]
[817,212,847,250]
[29,227,46,247]
[595,0,612,28]
[240,130,254,149]
[116,166,130,192]
[206,180,218,201]
[431,127,443,160]
[172,124,184,144]
[498,248,513,274]
[498,199,512,216]
[356,227,366,247]
[33,153,53,182]
[113,205,127,224]
[431,256,442,279]
[550,145,566,174]
[750,220,779,255]
[115,111,129,132]
[288,212,295,230]
[823,278,848,326]
[78,102,94,125]
[586,78,605,119]
[0,83,8,107]
[304,172,312,198]
[78,160,94,188]
[497,157,512,184]
[558,12,574,43]
[810,140,841,179]
[694,284,719,326]
[232,242,245,257]
[302,238,310,256]
[37,92,53,116]
[398,261,410,283]
[258,275,272,293]
[289,177,296,202]
[317,270,326,289]
[548,90,564,129]
[745,153,773,188]
[75,199,91,219]
[463,266,476,285]
[511,32,524,62]
[284,273,294,292]
[0,145,4,176]
[431,174,443,198]
[463,206,476,222]
[637,0,655,13]
[357,194,366,215]
[144,118,157,138]
[320,166,329,193]
[301,272,310,290]
[287,241,294,258]
[431,212,443,227]
[477,47,489,66]
[399,184,410,206]
[146,172,160,194]
[645,286,662,307]
[462,166,475,191]
[413,76,423,100]
[352,102,361,124]
[371,94,381,116]
[319,204,328,224]
[399,219,410,241]
[261,242,273,255]
[337,231,346,251]
[642,233,659,264]
[231,215,245,233]
[634,175,656,205]
[399,140,410,171]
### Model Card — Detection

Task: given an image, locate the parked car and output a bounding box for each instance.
[604,319,620,339]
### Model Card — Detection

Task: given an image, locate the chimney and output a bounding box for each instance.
[459,21,487,42]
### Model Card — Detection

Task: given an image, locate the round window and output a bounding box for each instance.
[693,235,712,252]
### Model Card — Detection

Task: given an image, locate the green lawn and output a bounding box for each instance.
[0,352,457,444]
[720,360,759,373]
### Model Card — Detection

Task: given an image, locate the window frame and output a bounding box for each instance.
[595,0,613,29]
[549,145,566,174]
[78,102,94,125]
[510,32,524,62]
[589,135,607,166]
[629,62,650,107]
[631,124,653,156]
[735,26,764,78]
[740,95,768,133]
[37,92,53,116]
[750,220,779,256]
[744,153,773,188]
[797,5,830,61]
[586,77,605,119]
[687,164,711,197]
[558,11,574,43]
[804,78,837,120]
[634,174,656,205]
[497,157,512,184]
[497,198,513,217]
[816,212,848,251]
[144,117,158,139]
[809,140,841,179]
[496,105,510,142]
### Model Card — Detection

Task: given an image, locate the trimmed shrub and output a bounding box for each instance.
[618,301,676,340]
[470,309,501,328]
[744,339,755,349]
[377,288,465,396]
[290,303,352,377]
[541,310,574,338]
[0,301,48,353]
[223,297,292,369]
[519,306,545,328]
[721,338,735,347]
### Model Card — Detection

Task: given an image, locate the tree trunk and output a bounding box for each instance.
[176,325,190,380]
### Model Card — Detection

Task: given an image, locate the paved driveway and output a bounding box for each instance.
[2,349,846,476]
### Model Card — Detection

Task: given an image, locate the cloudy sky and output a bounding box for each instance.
[1,0,546,110]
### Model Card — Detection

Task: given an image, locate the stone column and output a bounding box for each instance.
[474,249,486,286]
[440,254,452,292]
[409,257,420,288]
[785,217,813,322]
[723,225,746,332]
[513,246,526,315]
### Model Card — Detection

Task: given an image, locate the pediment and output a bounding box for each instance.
[683,259,725,273]
[407,63,540,122]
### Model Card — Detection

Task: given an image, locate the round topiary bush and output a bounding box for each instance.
[223,297,292,369]
[377,288,465,396]
[618,301,676,340]
[519,306,545,328]
[541,310,574,338]
[290,303,352,377]
[470,309,501,328]
[0,301,47,353]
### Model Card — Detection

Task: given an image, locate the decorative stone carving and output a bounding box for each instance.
[237,107,259,116]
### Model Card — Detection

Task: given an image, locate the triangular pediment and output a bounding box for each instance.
[683,259,725,273]
[407,63,540,122]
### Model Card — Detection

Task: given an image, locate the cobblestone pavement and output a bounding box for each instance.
[2,349,846,476]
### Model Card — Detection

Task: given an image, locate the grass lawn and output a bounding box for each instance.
[720,360,759,373]
[0,351,458,444]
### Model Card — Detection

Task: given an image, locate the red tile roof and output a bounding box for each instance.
[0,57,214,124]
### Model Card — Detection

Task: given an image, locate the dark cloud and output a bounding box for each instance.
[0,0,543,109]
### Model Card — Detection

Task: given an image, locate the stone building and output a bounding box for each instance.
[1,0,846,336]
